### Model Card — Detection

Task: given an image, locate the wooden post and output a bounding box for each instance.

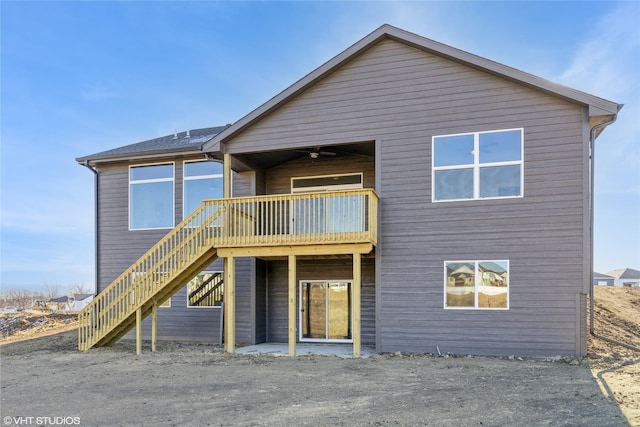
[353,253,361,358]
[151,304,157,352]
[136,307,142,356]
[224,257,236,353]
[288,254,297,357]
[223,153,232,198]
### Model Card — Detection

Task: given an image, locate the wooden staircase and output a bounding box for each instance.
[78,189,379,351]
[78,203,222,350]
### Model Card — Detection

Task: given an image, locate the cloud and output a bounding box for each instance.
[557,3,640,177]
[559,4,640,100]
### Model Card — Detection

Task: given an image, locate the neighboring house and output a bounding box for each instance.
[606,268,640,287]
[593,272,615,287]
[76,25,621,357]
[69,294,94,311]
[48,296,71,312]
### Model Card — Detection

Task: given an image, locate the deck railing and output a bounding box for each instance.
[215,188,378,247]
[78,188,378,350]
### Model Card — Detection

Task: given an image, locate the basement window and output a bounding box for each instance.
[187,271,223,308]
[444,261,509,309]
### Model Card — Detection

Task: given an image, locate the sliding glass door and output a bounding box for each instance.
[300,281,352,342]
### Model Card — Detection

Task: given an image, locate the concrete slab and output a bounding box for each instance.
[236,342,376,358]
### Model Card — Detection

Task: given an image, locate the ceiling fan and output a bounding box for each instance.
[297,146,337,159]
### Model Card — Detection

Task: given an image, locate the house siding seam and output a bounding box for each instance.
[222,39,587,356]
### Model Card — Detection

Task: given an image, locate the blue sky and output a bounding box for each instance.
[1,1,639,293]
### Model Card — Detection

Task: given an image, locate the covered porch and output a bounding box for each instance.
[217,151,378,358]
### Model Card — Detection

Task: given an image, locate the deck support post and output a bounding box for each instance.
[224,256,236,353]
[288,254,297,357]
[136,307,142,356]
[223,153,232,198]
[151,304,157,352]
[353,253,361,358]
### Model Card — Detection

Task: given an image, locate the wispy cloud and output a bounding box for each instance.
[559,4,640,100]
[558,3,640,175]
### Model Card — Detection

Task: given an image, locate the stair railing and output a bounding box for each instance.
[78,202,222,350]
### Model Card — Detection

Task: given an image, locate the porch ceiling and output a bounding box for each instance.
[233,141,375,170]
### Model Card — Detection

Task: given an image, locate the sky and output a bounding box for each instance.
[1,1,639,293]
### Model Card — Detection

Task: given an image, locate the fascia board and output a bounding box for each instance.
[76,148,207,166]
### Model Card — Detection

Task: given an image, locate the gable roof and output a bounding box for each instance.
[203,24,621,151]
[606,268,640,280]
[593,272,615,280]
[76,126,227,165]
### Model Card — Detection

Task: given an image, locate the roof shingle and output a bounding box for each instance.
[76,126,226,163]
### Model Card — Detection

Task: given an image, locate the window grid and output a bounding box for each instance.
[444,260,510,310]
[432,129,523,202]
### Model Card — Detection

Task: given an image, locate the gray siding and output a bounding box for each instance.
[266,259,376,346]
[225,39,589,356]
[97,157,246,343]
[265,153,375,195]
[232,171,260,345]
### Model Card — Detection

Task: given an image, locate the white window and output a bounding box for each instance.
[183,160,223,218]
[129,163,174,230]
[291,173,364,234]
[433,129,523,201]
[291,173,363,193]
[187,271,223,308]
[444,261,509,309]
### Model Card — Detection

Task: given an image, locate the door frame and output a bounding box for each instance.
[299,280,354,343]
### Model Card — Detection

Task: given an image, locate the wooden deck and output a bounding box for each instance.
[78,189,378,355]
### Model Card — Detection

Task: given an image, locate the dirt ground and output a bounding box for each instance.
[588,286,640,426]
[0,287,638,427]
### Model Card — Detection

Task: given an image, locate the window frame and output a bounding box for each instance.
[290,173,364,234]
[291,173,363,194]
[186,270,224,309]
[182,159,224,219]
[443,260,510,310]
[298,279,354,343]
[432,128,524,202]
[129,162,175,230]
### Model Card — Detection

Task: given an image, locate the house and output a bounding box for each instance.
[69,294,94,311]
[47,296,71,312]
[593,272,615,287]
[76,24,621,357]
[606,268,640,287]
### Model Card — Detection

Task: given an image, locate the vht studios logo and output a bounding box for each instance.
[3,416,81,426]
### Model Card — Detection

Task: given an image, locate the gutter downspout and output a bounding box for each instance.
[589,115,640,352]
[81,161,99,297]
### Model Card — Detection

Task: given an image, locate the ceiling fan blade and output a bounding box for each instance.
[329,148,374,158]
[317,150,337,156]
